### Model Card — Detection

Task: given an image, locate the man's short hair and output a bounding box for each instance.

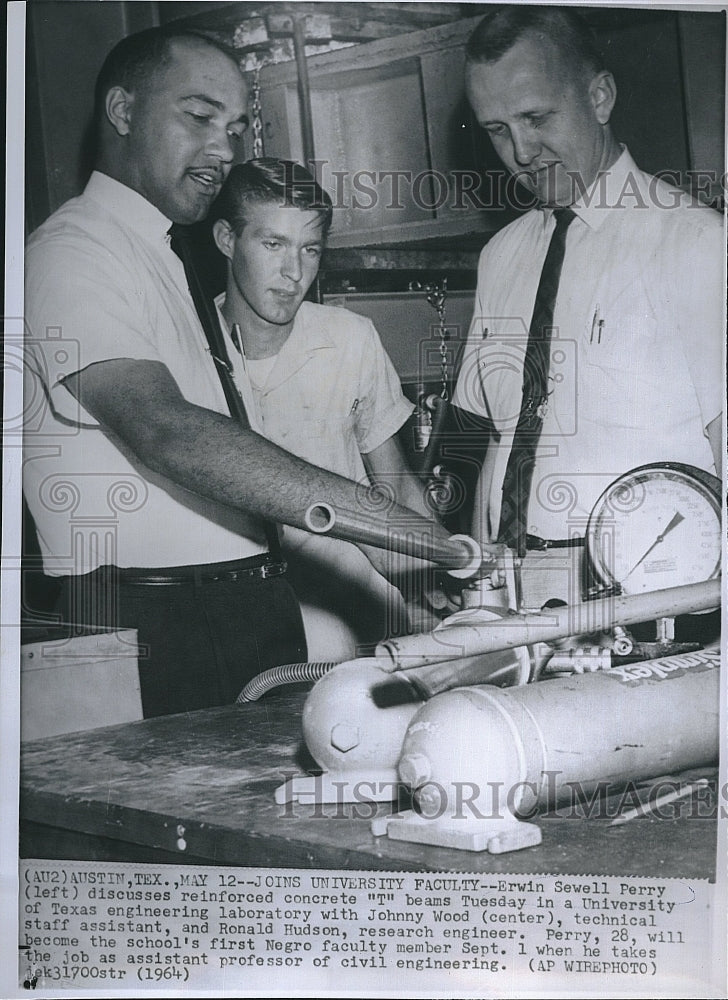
[213,159,334,237]
[93,26,238,130]
[466,5,604,79]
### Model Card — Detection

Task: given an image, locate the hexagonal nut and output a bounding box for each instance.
[330,723,360,753]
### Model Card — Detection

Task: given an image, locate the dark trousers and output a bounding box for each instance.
[53,565,307,718]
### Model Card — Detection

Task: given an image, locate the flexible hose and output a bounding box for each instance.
[236,661,338,703]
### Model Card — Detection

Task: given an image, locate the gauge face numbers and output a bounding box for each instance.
[587,469,722,595]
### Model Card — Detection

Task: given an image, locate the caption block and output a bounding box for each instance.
[18,861,718,994]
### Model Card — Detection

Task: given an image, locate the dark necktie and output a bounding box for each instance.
[168,223,282,558]
[497,207,576,556]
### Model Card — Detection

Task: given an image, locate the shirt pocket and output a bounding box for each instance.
[281,412,361,477]
[584,275,659,374]
[582,276,671,429]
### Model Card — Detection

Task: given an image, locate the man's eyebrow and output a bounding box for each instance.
[181,93,224,108]
[181,94,250,124]
[255,228,290,241]
[255,228,324,244]
[481,109,553,126]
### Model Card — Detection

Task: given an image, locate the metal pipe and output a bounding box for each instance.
[377,578,722,670]
[292,16,316,168]
[405,646,531,700]
[418,394,449,476]
[303,501,483,576]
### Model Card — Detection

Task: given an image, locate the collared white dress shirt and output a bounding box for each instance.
[24,171,268,574]
[453,148,723,541]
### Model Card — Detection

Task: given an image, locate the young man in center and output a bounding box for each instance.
[211,158,438,657]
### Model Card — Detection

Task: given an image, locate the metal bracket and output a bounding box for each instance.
[372,809,542,854]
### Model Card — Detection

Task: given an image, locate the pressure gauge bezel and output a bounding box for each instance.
[584,462,722,597]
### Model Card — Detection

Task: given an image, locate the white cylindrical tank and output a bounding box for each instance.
[302,658,421,774]
[275,658,423,804]
[398,646,720,820]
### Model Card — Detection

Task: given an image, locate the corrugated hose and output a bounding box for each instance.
[236,661,338,703]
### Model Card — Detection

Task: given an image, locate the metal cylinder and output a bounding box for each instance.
[303,501,484,576]
[378,578,721,669]
[398,645,720,819]
[402,607,532,697]
[301,658,421,774]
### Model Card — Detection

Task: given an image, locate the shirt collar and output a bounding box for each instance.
[215,292,246,358]
[84,171,174,246]
[286,303,336,353]
[570,145,638,231]
[539,146,638,232]
[215,292,230,329]
[214,296,336,356]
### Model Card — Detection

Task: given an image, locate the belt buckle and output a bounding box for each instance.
[260,561,286,579]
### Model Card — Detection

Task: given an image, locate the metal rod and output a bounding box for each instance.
[292,16,316,168]
[419,394,449,476]
[377,578,722,670]
[304,502,483,575]
[406,647,529,700]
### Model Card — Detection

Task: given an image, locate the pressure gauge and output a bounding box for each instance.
[585,463,722,597]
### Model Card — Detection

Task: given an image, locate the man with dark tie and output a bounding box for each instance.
[452,5,723,608]
[23,26,434,717]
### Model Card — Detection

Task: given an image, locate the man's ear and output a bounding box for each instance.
[105,86,134,136]
[213,219,236,260]
[589,70,617,125]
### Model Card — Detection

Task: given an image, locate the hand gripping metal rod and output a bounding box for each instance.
[377,578,722,670]
[304,502,483,578]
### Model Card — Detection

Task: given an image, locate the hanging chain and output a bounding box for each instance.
[435,278,449,400]
[411,278,449,400]
[251,61,265,159]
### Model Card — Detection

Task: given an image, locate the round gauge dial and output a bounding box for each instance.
[585,463,722,596]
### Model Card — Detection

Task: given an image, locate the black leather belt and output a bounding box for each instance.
[117,554,287,586]
[525,534,584,551]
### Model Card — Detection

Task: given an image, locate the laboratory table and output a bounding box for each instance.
[20,689,719,879]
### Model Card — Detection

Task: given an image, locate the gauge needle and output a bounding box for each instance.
[623,511,685,580]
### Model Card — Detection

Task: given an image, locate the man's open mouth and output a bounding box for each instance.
[188,170,222,192]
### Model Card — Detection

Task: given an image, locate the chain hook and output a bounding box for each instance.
[410,278,450,400]
[251,59,266,159]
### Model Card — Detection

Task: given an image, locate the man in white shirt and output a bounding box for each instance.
[210,159,439,657]
[24,27,436,716]
[452,5,723,607]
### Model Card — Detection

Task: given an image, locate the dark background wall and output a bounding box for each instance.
[24,2,726,235]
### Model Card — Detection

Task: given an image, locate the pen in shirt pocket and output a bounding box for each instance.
[590,305,605,344]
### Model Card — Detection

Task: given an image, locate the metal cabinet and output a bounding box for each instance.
[255,17,501,249]
[250,7,725,250]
